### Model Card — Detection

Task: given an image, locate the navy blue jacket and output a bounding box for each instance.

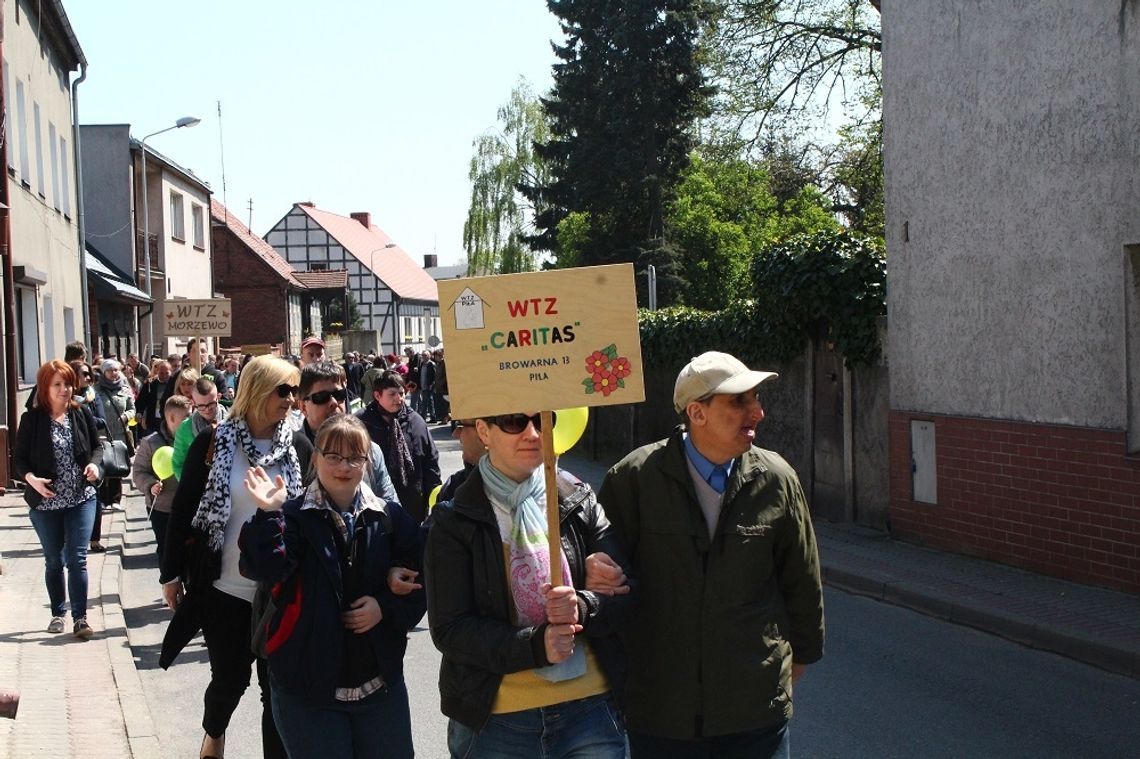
[239,492,426,701]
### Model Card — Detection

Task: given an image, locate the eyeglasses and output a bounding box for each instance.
[452,419,476,430]
[316,449,369,469]
[275,384,300,399]
[304,388,347,405]
[486,412,554,435]
[194,400,219,411]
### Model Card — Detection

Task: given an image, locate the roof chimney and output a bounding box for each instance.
[424,254,438,269]
[350,212,371,228]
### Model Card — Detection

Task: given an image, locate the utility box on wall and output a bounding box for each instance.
[910,420,937,504]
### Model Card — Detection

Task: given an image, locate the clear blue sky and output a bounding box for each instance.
[65,1,563,266]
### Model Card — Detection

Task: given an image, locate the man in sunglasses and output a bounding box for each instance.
[297,362,398,502]
[171,376,229,480]
[599,351,824,758]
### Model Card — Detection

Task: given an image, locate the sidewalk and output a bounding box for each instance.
[558,450,1140,679]
[0,488,158,759]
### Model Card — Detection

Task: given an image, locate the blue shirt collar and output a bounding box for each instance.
[683,433,735,493]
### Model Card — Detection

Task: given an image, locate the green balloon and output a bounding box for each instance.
[152,446,175,481]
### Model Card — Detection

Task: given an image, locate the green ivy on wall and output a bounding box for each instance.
[639,229,886,369]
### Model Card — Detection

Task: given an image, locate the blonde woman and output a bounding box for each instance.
[160,356,304,759]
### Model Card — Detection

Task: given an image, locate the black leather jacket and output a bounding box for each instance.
[425,467,636,730]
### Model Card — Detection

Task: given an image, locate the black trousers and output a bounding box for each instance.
[200,586,287,759]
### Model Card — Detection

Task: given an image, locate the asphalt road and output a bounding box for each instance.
[120,425,1140,758]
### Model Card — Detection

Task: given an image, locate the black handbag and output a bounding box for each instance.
[99,438,131,478]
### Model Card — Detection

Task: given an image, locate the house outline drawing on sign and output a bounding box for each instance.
[449,287,487,330]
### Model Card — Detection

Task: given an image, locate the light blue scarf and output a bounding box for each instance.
[479,455,585,682]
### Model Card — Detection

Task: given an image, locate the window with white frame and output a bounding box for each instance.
[48,122,60,210]
[16,287,40,383]
[191,203,205,249]
[15,80,29,181]
[59,135,71,217]
[170,191,185,241]
[33,101,45,197]
[3,61,12,172]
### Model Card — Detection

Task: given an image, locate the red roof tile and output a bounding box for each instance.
[211,199,305,288]
[294,205,438,302]
[293,270,348,289]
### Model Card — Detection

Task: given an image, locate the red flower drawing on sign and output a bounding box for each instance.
[581,344,632,397]
[585,350,609,375]
[592,371,617,397]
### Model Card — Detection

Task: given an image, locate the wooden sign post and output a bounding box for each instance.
[163,298,233,373]
[439,264,644,572]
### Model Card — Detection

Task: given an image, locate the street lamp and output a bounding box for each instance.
[369,242,397,338]
[140,116,200,357]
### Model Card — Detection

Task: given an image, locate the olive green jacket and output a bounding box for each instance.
[598,429,824,739]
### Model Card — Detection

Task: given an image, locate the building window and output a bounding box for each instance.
[3,61,12,172]
[15,80,29,182]
[191,203,205,249]
[59,135,71,217]
[15,287,40,383]
[33,101,45,197]
[48,122,60,210]
[310,263,328,271]
[170,191,185,241]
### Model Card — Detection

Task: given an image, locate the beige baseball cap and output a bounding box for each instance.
[673,351,778,413]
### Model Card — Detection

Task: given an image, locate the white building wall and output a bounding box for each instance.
[3,0,82,387]
[883,0,1140,429]
[156,172,212,356]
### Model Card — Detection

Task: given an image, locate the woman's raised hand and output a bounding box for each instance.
[244,466,287,512]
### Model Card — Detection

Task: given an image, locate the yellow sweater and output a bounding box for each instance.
[491,542,608,714]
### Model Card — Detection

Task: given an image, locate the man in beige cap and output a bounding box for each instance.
[598,350,824,758]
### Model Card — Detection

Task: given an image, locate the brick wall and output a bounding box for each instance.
[889,411,1140,593]
[211,228,291,349]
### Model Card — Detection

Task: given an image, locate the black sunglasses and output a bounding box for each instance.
[304,388,348,405]
[275,383,300,399]
[486,412,556,435]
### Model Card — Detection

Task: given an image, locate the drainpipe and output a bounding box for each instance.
[71,60,90,349]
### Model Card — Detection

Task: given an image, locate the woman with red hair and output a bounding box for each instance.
[12,360,105,638]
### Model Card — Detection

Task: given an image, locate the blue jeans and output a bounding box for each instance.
[27,498,97,619]
[271,676,413,759]
[447,694,626,759]
[628,719,789,759]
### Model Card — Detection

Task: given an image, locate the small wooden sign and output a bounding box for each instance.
[241,343,274,356]
[164,299,233,337]
[438,264,645,419]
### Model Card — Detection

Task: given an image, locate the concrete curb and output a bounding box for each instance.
[822,564,1139,679]
[100,508,161,759]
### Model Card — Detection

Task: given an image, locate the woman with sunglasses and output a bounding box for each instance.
[426,411,635,758]
[13,360,104,638]
[161,355,305,759]
[241,414,425,758]
[70,360,109,552]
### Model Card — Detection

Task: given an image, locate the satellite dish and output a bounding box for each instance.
[427,335,441,348]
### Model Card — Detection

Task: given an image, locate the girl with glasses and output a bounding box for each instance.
[160,355,306,759]
[240,414,425,758]
[425,411,635,758]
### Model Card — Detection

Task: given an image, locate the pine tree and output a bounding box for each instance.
[523,0,713,300]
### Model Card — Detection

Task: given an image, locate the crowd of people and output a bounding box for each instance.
[13,336,824,759]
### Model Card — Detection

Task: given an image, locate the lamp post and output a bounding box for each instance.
[369,242,397,340]
[140,116,200,357]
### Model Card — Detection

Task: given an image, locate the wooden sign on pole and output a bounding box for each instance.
[439,264,645,578]
[163,298,233,338]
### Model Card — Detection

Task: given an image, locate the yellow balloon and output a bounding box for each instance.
[552,407,589,455]
[428,484,443,511]
[152,446,175,481]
